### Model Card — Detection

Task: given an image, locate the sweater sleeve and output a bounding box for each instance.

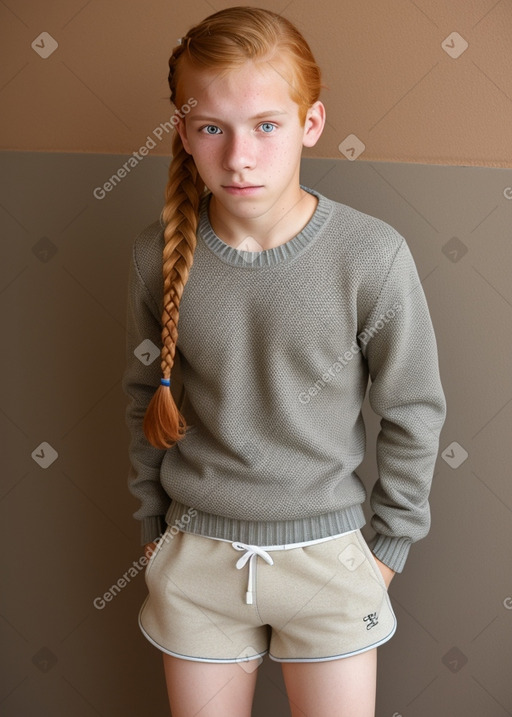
[122,233,172,546]
[360,238,447,573]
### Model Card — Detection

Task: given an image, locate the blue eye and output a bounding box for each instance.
[260,123,276,133]
[203,125,221,135]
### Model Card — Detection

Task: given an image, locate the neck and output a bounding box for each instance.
[208,188,318,252]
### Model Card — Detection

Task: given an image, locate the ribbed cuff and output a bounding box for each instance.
[141,515,166,546]
[369,534,413,573]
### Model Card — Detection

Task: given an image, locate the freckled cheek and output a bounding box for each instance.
[189,144,220,175]
[259,141,291,168]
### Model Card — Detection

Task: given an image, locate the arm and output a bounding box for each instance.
[122,231,172,546]
[360,239,447,574]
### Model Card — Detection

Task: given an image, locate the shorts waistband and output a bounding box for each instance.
[207,529,357,552]
[201,530,357,605]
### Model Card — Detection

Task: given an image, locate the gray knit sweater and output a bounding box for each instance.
[123,187,446,573]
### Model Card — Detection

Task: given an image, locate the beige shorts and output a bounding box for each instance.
[139,526,397,664]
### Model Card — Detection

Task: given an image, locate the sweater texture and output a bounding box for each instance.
[122,187,446,573]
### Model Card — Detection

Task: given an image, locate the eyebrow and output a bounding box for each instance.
[187,110,288,122]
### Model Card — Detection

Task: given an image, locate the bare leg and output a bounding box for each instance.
[281,648,377,717]
[162,653,259,717]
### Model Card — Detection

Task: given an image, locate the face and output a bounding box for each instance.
[176,59,325,228]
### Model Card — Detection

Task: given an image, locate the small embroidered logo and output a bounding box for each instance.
[363,613,379,630]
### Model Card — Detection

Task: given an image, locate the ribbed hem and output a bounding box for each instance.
[165,500,366,546]
[369,534,412,573]
[141,515,166,546]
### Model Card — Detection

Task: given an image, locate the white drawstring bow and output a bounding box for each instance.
[232,542,274,605]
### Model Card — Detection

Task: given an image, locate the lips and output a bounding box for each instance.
[222,184,263,195]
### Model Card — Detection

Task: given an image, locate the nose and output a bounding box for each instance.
[222,132,256,172]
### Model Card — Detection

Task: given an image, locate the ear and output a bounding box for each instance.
[176,117,192,154]
[302,101,326,148]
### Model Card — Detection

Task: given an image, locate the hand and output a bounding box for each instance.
[373,555,395,589]
[144,541,158,560]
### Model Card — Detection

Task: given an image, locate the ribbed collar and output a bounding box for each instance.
[197,185,332,268]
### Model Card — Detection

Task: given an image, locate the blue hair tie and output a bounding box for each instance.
[160,378,171,387]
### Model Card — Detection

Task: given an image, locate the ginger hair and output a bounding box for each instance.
[143,6,323,448]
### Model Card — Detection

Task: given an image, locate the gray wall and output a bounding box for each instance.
[1,151,511,716]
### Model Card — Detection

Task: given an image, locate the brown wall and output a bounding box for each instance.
[1,0,511,166]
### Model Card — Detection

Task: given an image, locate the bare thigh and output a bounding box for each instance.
[162,653,259,717]
[281,648,377,717]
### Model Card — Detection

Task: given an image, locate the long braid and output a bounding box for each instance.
[142,6,322,448]
[143,130,204,448]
